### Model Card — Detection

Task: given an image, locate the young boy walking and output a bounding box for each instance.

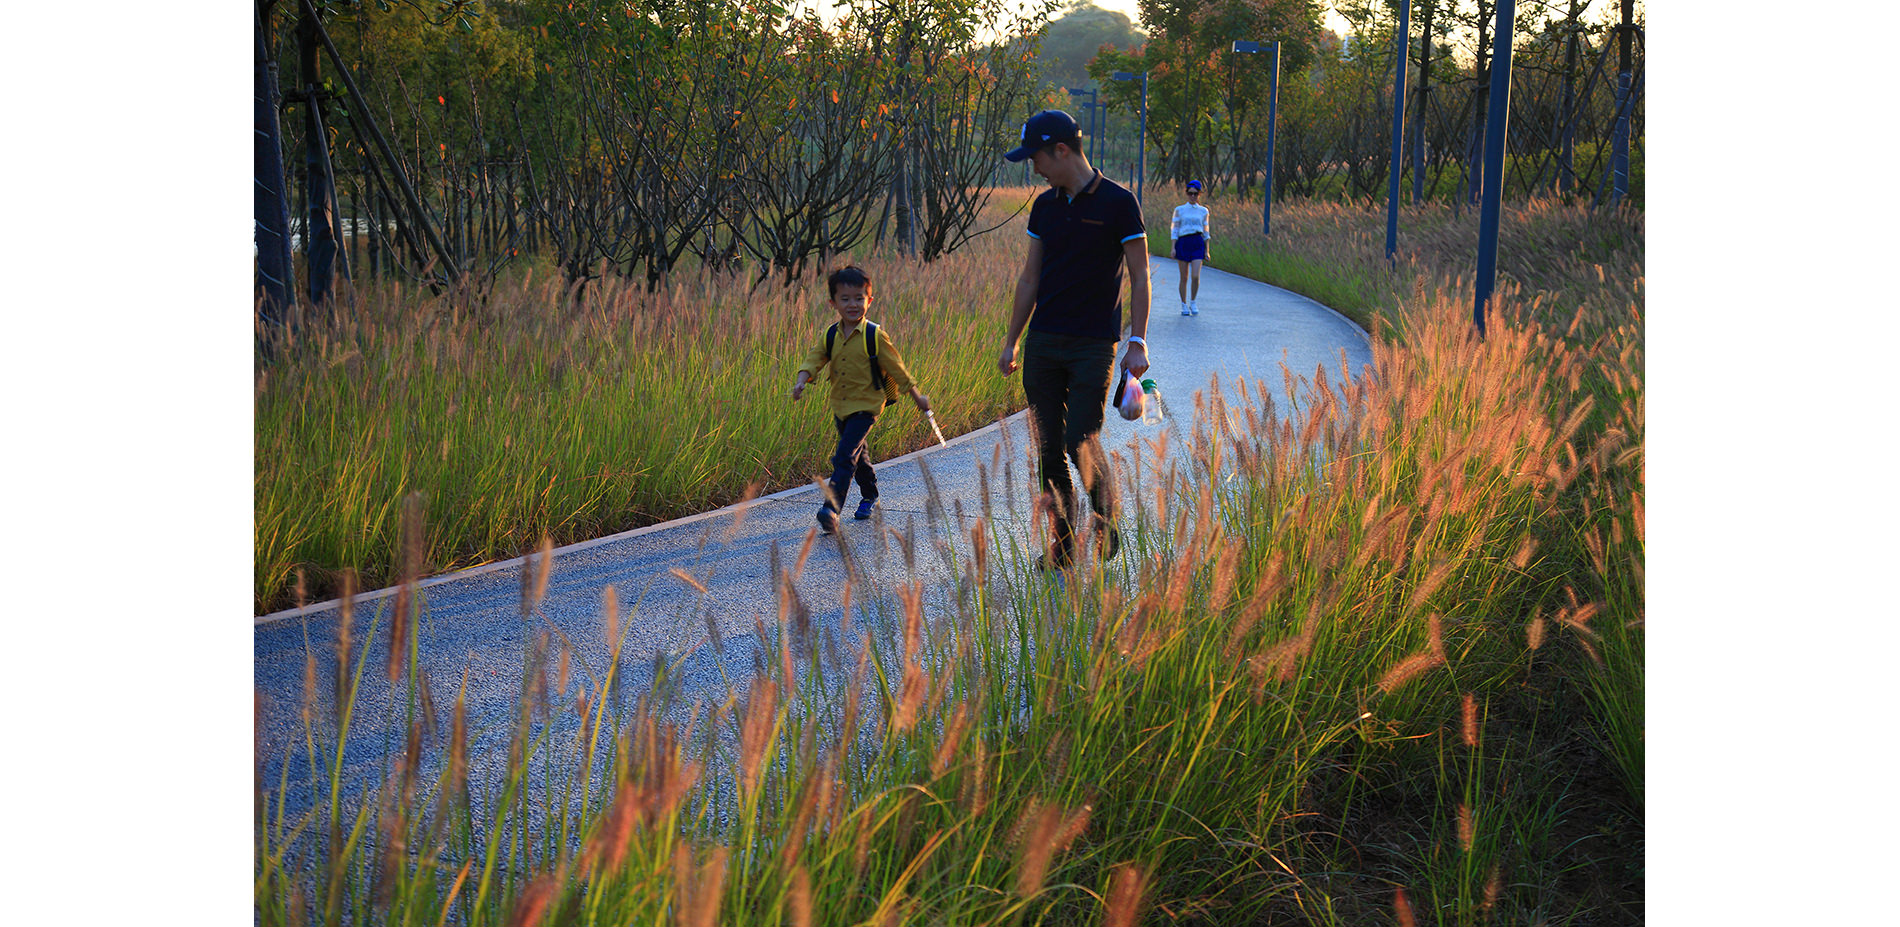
[791,265,932,533]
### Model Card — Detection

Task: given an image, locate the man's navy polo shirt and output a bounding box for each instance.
[1025,170,1146,341]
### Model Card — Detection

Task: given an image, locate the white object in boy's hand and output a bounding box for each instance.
[926,410,948,447]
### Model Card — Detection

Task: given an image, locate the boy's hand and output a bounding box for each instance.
[913,392,932,413]
[791,382,805,401]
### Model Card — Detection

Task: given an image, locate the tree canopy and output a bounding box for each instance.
[1036,2,1145,91]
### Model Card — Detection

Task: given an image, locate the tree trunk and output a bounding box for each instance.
[892,147,914,257]
[255,1,294,332]
[1466,1,1492,206]
[298,7,340,311]
[1413,0,1433,203]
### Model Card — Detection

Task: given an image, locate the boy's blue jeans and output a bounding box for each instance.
[826,411,879,508]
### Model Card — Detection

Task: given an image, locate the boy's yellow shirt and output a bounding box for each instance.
[797,320,918,418]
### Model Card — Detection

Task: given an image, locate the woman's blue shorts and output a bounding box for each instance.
[1173,232,1206,263]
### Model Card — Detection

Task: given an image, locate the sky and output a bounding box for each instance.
[1090,0,1355,36]
[788,0,1355,37]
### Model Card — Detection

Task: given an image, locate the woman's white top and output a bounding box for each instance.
[1170,203,1210,240]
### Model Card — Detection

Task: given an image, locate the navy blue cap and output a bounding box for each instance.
[1004,110,1082,162]
[1186,179,1202,191]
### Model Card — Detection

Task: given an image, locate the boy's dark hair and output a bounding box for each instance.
[827,265,873,299]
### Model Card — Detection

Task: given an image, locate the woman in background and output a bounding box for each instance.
[1170,179,1210,316]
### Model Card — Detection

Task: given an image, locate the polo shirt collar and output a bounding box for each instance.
[1066,169,1103,203]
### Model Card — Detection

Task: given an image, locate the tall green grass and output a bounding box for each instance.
[259,195,1642,924]
[256,191,1044,614]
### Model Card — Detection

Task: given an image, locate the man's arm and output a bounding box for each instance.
[1121,236,1150,376]
[998,236,1043,376]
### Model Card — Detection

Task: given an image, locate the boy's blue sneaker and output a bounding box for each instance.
[854,499,877,520]
[817,503,839,534]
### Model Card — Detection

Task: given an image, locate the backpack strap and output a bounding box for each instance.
[825,322,838,361]
[865,321,898,407]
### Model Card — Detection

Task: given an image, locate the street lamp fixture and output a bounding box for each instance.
[1110,70,1147,204]
[1230,40,1280,236]
[1065,86,1099,163]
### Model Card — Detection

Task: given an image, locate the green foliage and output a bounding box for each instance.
[268,0,1053,289]
[1035,1,1144,91]
[1089,0,1325,185]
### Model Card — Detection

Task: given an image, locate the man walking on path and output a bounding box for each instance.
[996,110,1152,569]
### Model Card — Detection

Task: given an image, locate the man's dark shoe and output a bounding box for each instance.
[817,503,839,534]
[1094,520,1122,563]
[854,499,877,520]
[1035,533,1076,571]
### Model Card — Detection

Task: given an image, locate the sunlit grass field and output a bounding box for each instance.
[255,189,1044,614]
[258,193,1643,924]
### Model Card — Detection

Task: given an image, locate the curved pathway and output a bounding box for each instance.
[254,259,1374,819]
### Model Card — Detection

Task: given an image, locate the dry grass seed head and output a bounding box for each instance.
[1510,534,1538,570]
[931,703,972,779]
[301,649,318,727]
[793,528,817,579]
[851,807,875,879]
[1377,650,1443,695]
[533,534,554,609]
[738,676,779,795]
[1013,800,1091,898]
[668,567,708,595]
[1104,863,1148,927]
[505,865,562,927]
[704,604,724,656]
[725,481,763,542]
[371,790,406,909]
[333,572,356,727]
[788,867,813,927]
[1407,557,1458,616]
[1394,886,1418,927]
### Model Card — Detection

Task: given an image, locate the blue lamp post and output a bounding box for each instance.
[1473,0,1517,337]
[1111,70,1147,204]
[1231,40,1280,237]
[1385,2,1410,261]
[1066,86,1098,162]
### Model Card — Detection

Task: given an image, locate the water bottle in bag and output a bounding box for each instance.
[1139,378,1163,426]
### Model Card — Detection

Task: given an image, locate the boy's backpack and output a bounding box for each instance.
[825,321,900,408]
